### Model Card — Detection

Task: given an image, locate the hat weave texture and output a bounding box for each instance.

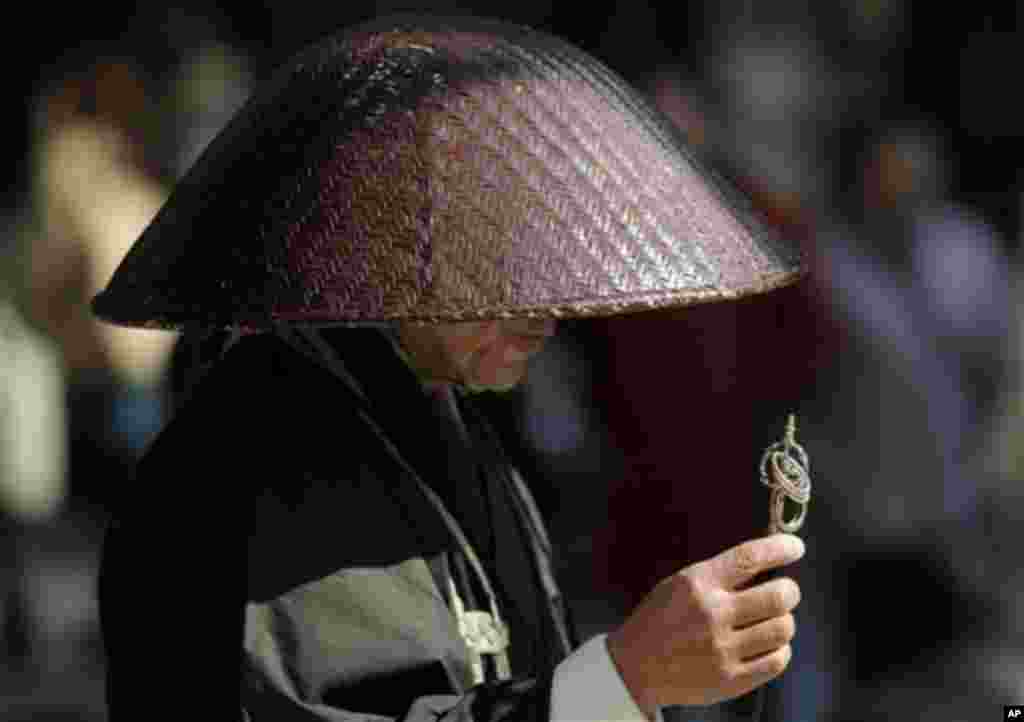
[92,15,803,330]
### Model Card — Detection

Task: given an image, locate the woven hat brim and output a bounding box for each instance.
[93,270,804,329]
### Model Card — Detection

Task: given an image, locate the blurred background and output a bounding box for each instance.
[2,1,1022,720]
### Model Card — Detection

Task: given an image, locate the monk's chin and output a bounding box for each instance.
[459,368,525,394]
[457,358,526,394]
[459,379,522,395]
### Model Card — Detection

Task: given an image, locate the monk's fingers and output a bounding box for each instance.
[730,577,801,628]
[730,614,796,661]
[703,535,805,591]
[727,644,794,698]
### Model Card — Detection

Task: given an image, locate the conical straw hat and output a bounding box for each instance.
[92,15,803,331]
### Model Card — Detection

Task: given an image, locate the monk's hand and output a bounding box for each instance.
[606,534,804,714]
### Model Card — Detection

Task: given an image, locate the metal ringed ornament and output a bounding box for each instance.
[759,414,811,534]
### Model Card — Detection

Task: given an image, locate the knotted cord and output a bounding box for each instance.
[759,414,811,535]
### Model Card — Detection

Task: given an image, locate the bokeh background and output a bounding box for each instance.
[2,2,1023,720]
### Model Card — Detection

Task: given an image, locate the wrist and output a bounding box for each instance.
[606,628,658,719]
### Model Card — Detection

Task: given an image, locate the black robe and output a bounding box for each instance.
[99,328,576,721]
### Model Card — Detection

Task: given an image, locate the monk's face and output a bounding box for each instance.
[395,318,557,391]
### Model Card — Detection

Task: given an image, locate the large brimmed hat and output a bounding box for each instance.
[92,15,803,331]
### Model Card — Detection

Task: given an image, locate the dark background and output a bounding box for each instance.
[4,0,1023,245]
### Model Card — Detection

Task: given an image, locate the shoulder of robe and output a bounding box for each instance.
[128,333,371,520]
[117,331,452,598]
